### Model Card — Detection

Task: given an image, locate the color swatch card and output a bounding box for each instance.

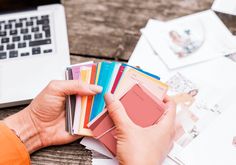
[88,84,166,156]
[65,61,168,141]
[65,61,93,133]
[114,66,167,100]
[66,62,96,136]
[90,62,119,121]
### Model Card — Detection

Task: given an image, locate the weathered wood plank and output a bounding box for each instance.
[0,106,23,119]
[70,55,113,64]
[217,13,236,35]
[64,0,236,61]
[30,140,92,165]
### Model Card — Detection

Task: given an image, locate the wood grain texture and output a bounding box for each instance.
[63,0,236,61]
[30,140,92,165]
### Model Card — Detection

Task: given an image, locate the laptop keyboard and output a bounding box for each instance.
[0,14,53,60]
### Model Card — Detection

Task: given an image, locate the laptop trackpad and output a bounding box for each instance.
[0,58,63,104]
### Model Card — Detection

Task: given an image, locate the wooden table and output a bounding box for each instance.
[1,0,236,164]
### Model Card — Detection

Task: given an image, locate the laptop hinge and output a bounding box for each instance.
[0,7,37,15]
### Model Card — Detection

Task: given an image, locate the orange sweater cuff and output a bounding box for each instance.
[0,122,30,165]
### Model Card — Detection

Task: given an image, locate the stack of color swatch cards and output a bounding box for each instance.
[65,61,168,155]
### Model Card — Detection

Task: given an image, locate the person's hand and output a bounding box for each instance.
[104,93,176,165]
[3,80,102,153]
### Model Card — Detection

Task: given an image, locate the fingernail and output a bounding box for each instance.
[89,85,103,93]
[104,93,115,105]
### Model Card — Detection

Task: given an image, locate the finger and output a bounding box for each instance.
[161,100,176,124]
[154,100,176,128]
[104,93,134,128]
[163,95,173,104]
[48,80,103,96]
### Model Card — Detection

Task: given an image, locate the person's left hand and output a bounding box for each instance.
[3,80,102,153]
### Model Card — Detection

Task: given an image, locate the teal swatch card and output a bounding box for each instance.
[90,62,116,121]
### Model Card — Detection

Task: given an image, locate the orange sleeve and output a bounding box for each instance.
[0,122,30,165]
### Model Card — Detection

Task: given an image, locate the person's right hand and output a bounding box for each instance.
[104,93,176,165]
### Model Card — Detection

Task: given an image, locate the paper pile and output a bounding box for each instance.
[128,9,236,165]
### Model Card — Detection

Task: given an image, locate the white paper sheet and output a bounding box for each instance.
[212,0,236,16]
[177,101,236,165]
[92,159,118,165]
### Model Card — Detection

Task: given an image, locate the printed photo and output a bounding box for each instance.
[142,10,236,69]
[168,28,204,58]
[232,136,236,147]
[166,73,221,148]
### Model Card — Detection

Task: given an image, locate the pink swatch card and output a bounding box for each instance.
[89,84,166,156]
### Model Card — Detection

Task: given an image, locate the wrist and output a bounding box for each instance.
[3,106,43,153]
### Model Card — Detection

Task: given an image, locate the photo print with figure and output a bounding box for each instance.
[142,10,236,69]
[168,22,204,58]
[166,73,223,150]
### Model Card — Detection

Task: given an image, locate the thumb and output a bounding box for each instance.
[153,99,176,129]
[104,93,134,128]
[47,80,103,96]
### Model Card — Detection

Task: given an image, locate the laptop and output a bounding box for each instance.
[0,0,70,108]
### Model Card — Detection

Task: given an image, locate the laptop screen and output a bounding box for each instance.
[0,0,60,14]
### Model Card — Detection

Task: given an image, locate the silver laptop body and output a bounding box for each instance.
[0,0,70,108]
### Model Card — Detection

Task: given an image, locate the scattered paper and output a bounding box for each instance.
[128,34,236,164]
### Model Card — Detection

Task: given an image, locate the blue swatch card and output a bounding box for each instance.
[122,64,160,80]
[89,62,116,121]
